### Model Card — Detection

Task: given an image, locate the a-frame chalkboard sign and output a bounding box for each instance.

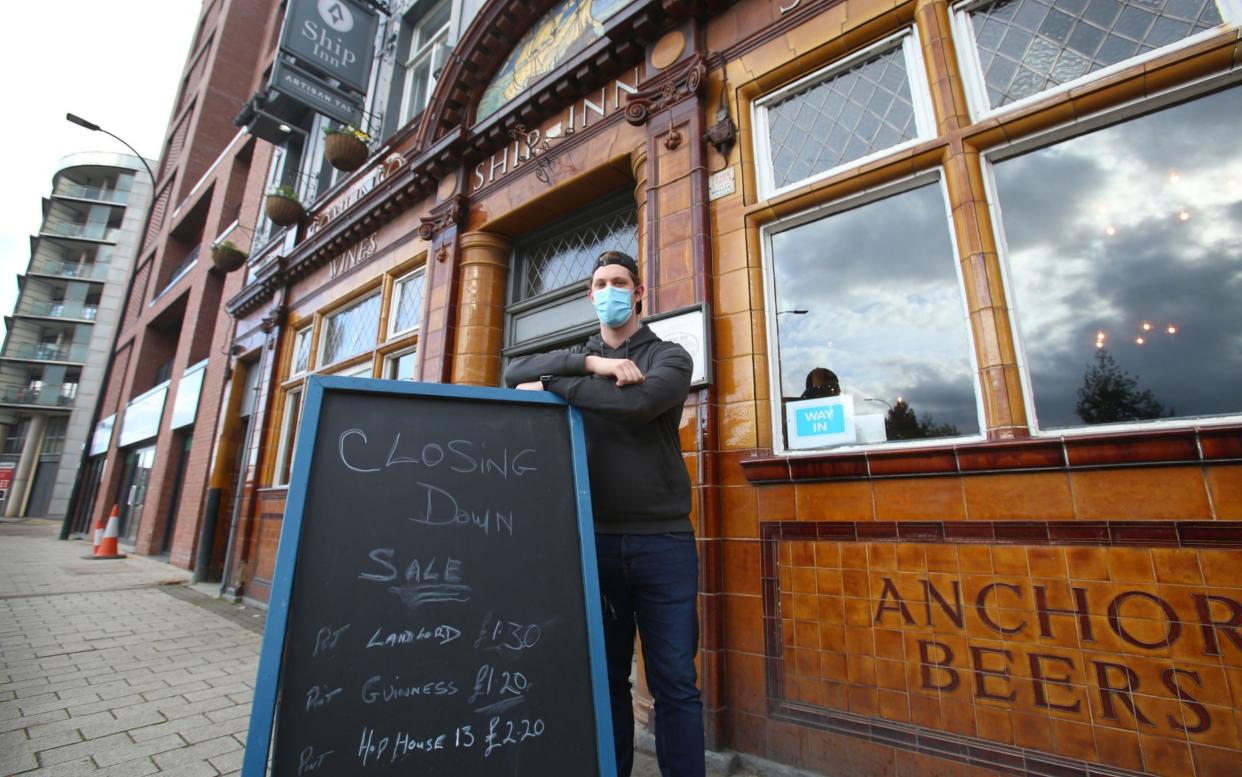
[243,377,615,776]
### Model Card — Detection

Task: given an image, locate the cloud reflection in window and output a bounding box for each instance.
[770,181,982,446]
[993,83,1242,430]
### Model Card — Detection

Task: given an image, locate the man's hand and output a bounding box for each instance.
[585,355,645,386]
[515,381,543,391]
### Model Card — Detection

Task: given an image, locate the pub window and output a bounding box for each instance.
[953,0,1233,116]
[386,347,418,380]
[989,81,1242,432]
[399,0,451,125]
[765,176,983,453]
[291,326,312,376]
[504,192,638,357]
[333,361,375,378]
[388,267,426,339]
[319,293,382,368]
[753,30,934,197]
[274,387,304,487]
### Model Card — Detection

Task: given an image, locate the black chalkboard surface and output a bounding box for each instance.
[243,377,614,776]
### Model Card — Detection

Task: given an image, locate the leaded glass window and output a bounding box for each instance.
[291,327,312,375]
[506,192,638,355]
[389,268,426,337]
[319,294,381,366]
[755,31,931,195]
[958,0,1225,112]
[518,205,638,300]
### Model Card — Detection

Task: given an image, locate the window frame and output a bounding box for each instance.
[290,325,313,377]
[761,171,986,456]
[984,72,1242,438]
[387,266,427,339]
[752,28,936,200]
[384,346,419,380]
[398,0,452,125]
[272,385,304,488]
[503,190,639,358]
[317,290,383,370]
[951,0,1241,122]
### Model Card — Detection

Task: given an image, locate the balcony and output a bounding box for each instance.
[27,259,111,282]
[5,343,89,363]
[53,182,129,204]
[0,384,77,408]
[40,222,119,242]
[18,301,99,322]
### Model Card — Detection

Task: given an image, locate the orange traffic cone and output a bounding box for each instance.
[84,505,126,560]
[91,511,105,554]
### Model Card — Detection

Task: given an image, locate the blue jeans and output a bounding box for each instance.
[595,532,705,777]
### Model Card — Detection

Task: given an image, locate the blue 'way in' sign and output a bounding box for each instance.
[795,405,845,436]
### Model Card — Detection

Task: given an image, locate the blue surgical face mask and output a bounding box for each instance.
[592,285,634,328]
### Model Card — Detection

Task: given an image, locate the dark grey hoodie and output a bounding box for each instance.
[503,325,693,534]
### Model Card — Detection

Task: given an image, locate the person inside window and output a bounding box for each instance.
[800,367,840,399]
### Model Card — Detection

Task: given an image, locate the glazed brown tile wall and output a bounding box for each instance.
[741,427,1242,484]
[757,521,1242,776]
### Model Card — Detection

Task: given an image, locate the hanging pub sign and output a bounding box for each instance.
[270,59,364,127]
[279,0,379,95]
[241,0,379,144]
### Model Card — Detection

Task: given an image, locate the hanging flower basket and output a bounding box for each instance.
[324,127,369,172]
[210,241,247,273]
[266,187,304,227]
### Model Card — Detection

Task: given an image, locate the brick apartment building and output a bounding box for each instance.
[72,0,282,577]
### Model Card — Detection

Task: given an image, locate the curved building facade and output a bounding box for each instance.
[0,152,152,519]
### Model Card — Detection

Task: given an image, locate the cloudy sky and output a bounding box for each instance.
[0,2,202,321]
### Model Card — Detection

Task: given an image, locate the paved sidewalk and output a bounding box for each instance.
[1,519,258,777]
[0,519,779,777]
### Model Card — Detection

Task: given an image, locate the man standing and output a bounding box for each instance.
[505,250,704,777]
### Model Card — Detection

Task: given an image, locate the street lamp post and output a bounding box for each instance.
[59,113,158,541]
[65,114,157,193]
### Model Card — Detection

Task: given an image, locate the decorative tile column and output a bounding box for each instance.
[452,231,512,387]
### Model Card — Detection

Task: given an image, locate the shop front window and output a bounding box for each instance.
[319,293,381,367]
[754,30,933,196]
[991,83,1242,431]
[766,178,982,452]
[40,417,68,455]
[955,0,1230,114]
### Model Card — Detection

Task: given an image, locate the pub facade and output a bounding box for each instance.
[220,0,1242,774]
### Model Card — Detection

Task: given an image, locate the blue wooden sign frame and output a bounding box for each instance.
[242,376,615,776]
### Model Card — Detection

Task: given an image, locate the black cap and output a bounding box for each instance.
[593,250,639,280]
